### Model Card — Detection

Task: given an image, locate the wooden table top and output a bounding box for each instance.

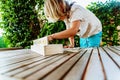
[0,46,120,80]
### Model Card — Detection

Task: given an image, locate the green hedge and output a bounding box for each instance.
[0,37,6,48]
[87,0,120,46]
[0,0,41,48]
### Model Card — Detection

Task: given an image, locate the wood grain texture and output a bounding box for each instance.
[41,51,83,80]
[0,46,120,80]
[0,47,23,51]
[99,47,120,80]
[83,48,104,80]
[24,52,79,80]
[63,49,91,80]
[108,46,120,56]
[103,47,120,68]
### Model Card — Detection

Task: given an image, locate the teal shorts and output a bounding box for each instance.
[80,32,102,48]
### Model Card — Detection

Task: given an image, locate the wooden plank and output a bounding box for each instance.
[41,50,85,80]
[83,48,105,80]
[0,55,56,74]
[3,56,59,76]
[0,50,42,68]
[113,46,120,51]
[108,46,120,55]
[0,47,120,80]
[104,47,120,68]
[13,53,72,79]
[0,53,40,68]
[63,48,92,80]
[0,49,29,59]
[0,75,21,80]
[0,51,40,62]
[115,46,120,48]
[98,47,120,80]
[0,47,23,51]
[24,51,81,80]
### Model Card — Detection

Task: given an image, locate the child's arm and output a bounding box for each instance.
[48,20,80,40]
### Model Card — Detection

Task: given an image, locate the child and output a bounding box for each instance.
[44,0,102,48]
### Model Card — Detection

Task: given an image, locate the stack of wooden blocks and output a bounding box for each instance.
[31,37,63,56]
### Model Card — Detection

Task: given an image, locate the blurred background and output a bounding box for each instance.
[0,0,120,48]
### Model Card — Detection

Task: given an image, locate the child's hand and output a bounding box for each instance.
[47,35,53,41]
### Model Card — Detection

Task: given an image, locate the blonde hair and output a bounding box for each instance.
[44,0,70,22]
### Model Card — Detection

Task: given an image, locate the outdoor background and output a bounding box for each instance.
[0,0,120,48]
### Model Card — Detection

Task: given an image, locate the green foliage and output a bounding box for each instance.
[0,37,7,48]
[0,0,41,48]
[35,0,46,27]
[87,0,120,46]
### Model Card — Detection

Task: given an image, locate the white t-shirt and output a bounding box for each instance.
[64,3,102,38]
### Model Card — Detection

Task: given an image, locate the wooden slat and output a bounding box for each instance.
[0,53,40,68]
[0,52,40,62]
[0,75,21,80]
[115,46,120,49]
[0,47,23,51]
[24,51,82,80]
[41,50,85,80]
[108,46,120,56]
[3,55,60,76]
[0,49,29,59]
[112,46,120,51]
[83,48,105,80]
[0,50,42,68]
[0,47,120,80]
[0,55,57,74]
[104,47,120,68]
[98,47,120,80]
[63,48,92,80]
[13,53,74,79]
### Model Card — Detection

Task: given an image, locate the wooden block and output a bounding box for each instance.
[31,44,63,56]
[33,37,48,45]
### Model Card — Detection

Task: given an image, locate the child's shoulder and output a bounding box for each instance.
[70,3,85,12]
